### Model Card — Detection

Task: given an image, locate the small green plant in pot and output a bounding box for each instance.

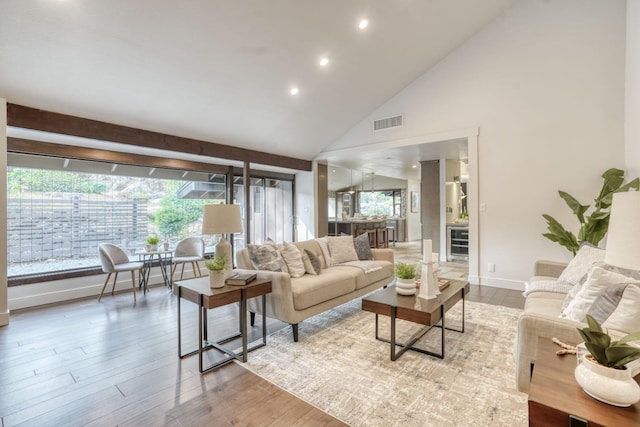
[574,314,640,407]
[395,262,417,280]
[394,262,417,295]
[145,235,160,251]
[205,255,227,288]
[577,315,640,369]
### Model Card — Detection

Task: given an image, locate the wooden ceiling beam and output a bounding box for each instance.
[7,103,312,172]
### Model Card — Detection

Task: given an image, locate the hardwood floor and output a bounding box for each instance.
[0,260,523,426]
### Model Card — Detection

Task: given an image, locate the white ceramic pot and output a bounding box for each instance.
[574,353,640,407]
[396,277,416,295]
[145,244,158,252]
[209,271,225,289]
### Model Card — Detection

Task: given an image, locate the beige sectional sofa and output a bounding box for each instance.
[236,238,394,341]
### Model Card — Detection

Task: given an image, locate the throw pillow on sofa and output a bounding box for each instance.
[602,284,640,333]
[354,233,373,260]
[314,237,332,268]
[247,243,285,272]
[559,266,640,322]
[557,244,605,286]
[558,244,605,312]
[327,235,359,264]
[302,249,322,275]
[280,242,306,278]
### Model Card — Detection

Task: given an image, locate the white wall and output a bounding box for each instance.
[0,99,8,326]
[627,1,640,178]
[326,0,627,290]
[406,178,422,242]
[295,170,315,240]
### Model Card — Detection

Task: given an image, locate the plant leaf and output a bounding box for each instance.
[558,191,589,224]
[618,331,640,345]
[585,342,607,364]
[606,345,640,367]
[585,315,603,333]
[542,214,579,254]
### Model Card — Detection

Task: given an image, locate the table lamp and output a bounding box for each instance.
[202,204,243,275]
[604,191,640,271]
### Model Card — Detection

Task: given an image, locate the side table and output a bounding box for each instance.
[137,250,173,291]
[528,337,640,426]
[175,277,272,374]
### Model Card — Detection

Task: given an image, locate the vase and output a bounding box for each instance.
[396,277,416,295]
[574,353,640,407]
[146,244,157,252]
[209,271,225,289]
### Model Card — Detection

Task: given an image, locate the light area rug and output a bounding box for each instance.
[242,298,528,427]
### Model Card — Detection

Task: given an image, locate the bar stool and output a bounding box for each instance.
[366,229,377,248]
[376,228,388,248]
[387,226,396,247]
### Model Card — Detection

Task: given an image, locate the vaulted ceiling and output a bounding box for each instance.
[0,0,516,169]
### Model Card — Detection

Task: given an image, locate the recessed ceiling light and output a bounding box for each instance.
[358,19,368,30]
[412,165,417,169]
[290,87,299,95]
[319,57,329,67]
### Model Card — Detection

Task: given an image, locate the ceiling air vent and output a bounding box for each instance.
[373,114,403,131]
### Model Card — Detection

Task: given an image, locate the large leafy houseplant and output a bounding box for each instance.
[542,168,639,255]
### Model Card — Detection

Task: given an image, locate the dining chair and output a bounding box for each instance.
[172,237,205,280]
[98,243,144,302]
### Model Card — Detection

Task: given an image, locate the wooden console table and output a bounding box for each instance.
[528,337,640,426]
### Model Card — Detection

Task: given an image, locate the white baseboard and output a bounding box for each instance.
[476,275,525,291]
[8,267,177,310]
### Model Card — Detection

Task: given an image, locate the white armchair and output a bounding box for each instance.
[97,243,144,302]
[172,237,205,280]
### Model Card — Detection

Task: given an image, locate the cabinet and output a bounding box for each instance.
[447,225,468,262]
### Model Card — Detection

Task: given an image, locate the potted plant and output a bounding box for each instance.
[394,262,417,295]
[145,235,160,252]
[574,314,640,407]
[204,255,227,288]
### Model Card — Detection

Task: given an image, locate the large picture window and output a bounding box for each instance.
[7,154,294,282]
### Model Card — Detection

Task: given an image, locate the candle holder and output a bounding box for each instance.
[418,260,440,300]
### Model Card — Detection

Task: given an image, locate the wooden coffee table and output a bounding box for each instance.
[529,337,640,426]
[361,280,469,360]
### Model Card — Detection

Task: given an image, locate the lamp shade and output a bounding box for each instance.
[604,192,640,271]
[202,204,243,235]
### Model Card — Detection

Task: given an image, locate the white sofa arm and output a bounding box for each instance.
[239,269,295,322]
[514,311,583,393]
[371,248,394,263]
[533,260,567,279]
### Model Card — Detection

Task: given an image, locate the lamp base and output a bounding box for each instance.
[215,238,233,279]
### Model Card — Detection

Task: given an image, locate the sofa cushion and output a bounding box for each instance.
[327,236,359,264]
[291,268,357,310]
[280,242,306,278]
[524,292,566,317]
[337,261,394,290]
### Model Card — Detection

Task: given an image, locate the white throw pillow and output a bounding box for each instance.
[280,242,306,278]
[557,244,605,286]
[560,266,640,322]
[602,285,640,333]
[327,235,359,264]
[314,237,332,268]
